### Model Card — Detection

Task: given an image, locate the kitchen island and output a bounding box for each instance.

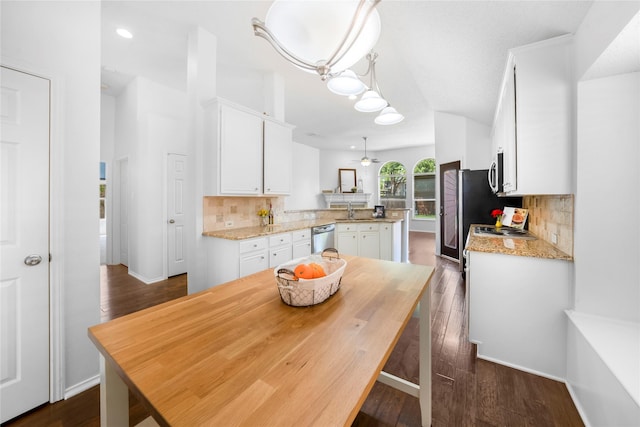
[89,256,434,427]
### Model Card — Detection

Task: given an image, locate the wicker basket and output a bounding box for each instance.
[274,248,346,307]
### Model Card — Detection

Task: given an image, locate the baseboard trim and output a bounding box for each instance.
[128,270,166,285]
[476,353,565,383]
[65,374,100,399]
[565,382,591,427]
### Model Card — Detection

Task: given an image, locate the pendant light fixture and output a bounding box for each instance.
[252,0,381,80]
[341,52,405,125]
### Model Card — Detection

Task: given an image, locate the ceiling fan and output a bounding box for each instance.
[353,136,380,167]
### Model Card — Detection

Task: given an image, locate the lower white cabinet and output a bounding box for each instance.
[467,250,571,379]
[336,221,401,261]
[208,231,298,286]
[292,229,311,259]
[269,232,292,268]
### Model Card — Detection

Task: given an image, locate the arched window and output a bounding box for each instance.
[413,158,436,219]
[378,161,406,209]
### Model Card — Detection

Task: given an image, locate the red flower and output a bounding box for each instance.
[491,209,503,218]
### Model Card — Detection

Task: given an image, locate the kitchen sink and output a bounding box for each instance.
[474,226,536,240]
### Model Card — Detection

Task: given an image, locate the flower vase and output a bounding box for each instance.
[261,216,268,226]
[495,217,502,229]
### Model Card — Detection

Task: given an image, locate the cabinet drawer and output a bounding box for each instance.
[292,228,311,242]
[269,232,292,247]
[239,237,268,254]
[357,222,379,232]
[336,223,357,232]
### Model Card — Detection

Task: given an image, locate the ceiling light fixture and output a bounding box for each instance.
[252,0,381,80]
[116,28,133,39]
[361,136,372,166]
[345,52,405,125]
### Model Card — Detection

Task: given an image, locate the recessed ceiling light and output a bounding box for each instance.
[116,28,133,39]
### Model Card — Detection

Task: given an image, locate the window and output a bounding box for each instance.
[379,161,406,209]
[413,158,436,219]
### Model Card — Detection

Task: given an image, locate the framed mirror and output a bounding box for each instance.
[339,168,357,193]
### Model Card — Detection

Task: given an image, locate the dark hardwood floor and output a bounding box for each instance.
[3,231,583,427]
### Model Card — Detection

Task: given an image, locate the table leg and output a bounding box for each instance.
[100,355,129,427]
[419,290,432,427]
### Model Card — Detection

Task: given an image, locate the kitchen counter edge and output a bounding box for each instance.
[203,218,403,240]
[466,224,573,261]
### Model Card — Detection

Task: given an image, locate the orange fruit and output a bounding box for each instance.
[309,263,326,278]
[294,264,314,279]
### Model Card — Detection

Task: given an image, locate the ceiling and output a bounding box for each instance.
[101,1,597,152]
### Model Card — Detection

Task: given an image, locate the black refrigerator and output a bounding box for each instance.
[457,169,522,272]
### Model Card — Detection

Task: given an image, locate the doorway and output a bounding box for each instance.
[167,153,187,277]
[439,161,460,260]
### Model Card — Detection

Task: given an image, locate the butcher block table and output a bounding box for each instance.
[89,256,434,427]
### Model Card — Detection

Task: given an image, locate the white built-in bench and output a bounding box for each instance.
[566,310,640,426]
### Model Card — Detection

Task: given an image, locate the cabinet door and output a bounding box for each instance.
[239,250,268,277]
[502,65,517,193]
[269,245,292,268]
[379,224,392,261]
[263,120,292,195]
[359,231,380,259]
[292,241,311,259]
[220,105,263,194]
[337,231,358,256]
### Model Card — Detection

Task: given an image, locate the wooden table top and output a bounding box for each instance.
[88,256,433,427]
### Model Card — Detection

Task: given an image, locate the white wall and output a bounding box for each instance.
[319,149,379,205]
[111,77,188,283]
[284,142,321,210]
[1,1,101,398]
[575,72,639,322]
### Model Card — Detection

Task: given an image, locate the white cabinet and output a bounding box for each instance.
[336,223,358,256]
[467,250,571,379]
[336,222,401,261]
[379,222,402,262]
[208,232,295,286]
[492,35,572,195]
[268,232,292,268]
[204,98,293,196]
[220,104,263,194]
[292,229,311,259]
[263,120,292,195]
[357,223,380,259]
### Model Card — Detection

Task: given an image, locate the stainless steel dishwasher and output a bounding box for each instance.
[311,224,335,253]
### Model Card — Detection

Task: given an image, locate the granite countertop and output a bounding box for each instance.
[202,217,403,240]
[466,224,573,261]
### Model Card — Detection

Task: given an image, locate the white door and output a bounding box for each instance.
[0,66,50,423]
[167,154,187,277]
[119,158,129,267]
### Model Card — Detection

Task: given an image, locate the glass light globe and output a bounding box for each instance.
[354,90,387,112]
[264,0,381,74]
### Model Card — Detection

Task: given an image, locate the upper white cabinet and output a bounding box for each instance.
[492,35,573,195]
[263,120,292,195]
[204,98,294,196]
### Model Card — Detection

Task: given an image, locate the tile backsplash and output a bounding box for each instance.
[523,194,574,257]
[203,196,287,231]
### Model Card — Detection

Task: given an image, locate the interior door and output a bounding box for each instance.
[167,153,187,277]
[439,161,460,260]
[0,66,50,423]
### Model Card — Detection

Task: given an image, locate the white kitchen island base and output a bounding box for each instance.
[467,250,572,381]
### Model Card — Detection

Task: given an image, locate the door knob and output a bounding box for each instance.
[24,255,42,266]
[169,219,175,224]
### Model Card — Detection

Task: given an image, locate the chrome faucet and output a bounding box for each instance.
[347,202,355,220]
